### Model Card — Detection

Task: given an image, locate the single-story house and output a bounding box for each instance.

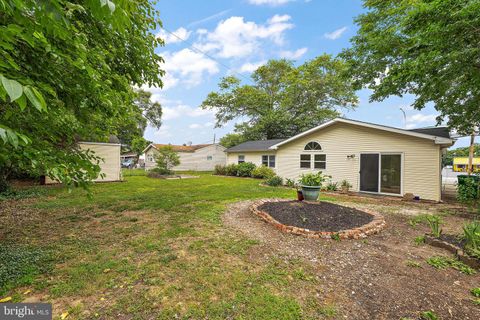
[225,118,455,201]
[144,143,227,171]
[46,142,122,183]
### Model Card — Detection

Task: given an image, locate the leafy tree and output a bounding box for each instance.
[443,144,480,167]
[341,0,480,134]
[0,0,163,191]
[154,146,180,175]
[219,133,247,148]
[201,57,357,140]
[117,89,161,155]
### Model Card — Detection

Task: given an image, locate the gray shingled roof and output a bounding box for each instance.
[408,127,451,139]
[225,139,285,152]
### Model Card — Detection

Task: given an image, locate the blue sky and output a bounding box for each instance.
[142,0,469,148]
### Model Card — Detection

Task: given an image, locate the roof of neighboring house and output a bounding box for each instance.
[408,127,451,139]
[143,143,213,153]
[121,152,138,157]
[225,139,286,152]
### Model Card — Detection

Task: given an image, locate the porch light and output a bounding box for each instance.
[347,154,356,159]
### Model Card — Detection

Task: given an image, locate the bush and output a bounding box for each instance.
[457,176,480,208]
[251,166,275,179]
[213,165,227,175]
[266,175,283,187]
[225,164,239,176]
[237,162,256,177]
[147,167,174,178]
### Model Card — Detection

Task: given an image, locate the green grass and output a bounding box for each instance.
[0,173,339,319]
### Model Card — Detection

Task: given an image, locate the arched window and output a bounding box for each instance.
[304,141,322,151]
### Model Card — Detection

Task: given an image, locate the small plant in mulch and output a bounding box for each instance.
[330,233,340,241]
[420,310,439,320]
[426,215,442,238]
[405,260,422,268]
[426,256,476,275]
[472,288,480,306]
[413,235,425,245]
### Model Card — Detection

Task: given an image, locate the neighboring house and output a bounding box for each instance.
[453,157,480,172]
[143,143,226,171]
[225,118,455,201]
[46,142,121,183]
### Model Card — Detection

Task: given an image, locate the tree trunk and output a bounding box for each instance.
[467,131,475,176]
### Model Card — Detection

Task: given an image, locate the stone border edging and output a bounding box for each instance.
[424,235,480,269]
[250,199,386,240]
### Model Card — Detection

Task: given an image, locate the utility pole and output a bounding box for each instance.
[467,130,476,176]
[213,133,216,144]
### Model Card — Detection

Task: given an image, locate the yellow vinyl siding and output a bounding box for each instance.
[226,151,276,169]
[275,122,442,201]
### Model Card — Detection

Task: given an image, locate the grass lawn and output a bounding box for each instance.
[1,172,479,319]
[0,172,335,319]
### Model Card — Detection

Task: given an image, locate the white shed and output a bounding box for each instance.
[45,142,121,184]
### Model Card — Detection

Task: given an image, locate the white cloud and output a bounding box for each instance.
[189,123,202,129]
[324,26,348,40]
[161,48,219,87]
[153,125,172,138]
[406,113,438,129]
[156,27,191,44]
[162,104,216,121]
[248,0,294,6]
[279,47,308,59]
[195,15,294,58]
[239,60,266,73]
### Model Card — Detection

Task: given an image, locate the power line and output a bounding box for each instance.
[160,27,252,82]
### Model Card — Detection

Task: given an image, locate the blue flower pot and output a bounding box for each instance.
[301,185,321,201]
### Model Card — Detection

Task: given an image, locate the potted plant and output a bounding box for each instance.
[295,183,304,201]
[340,179,352,194]
[298,172,328,201]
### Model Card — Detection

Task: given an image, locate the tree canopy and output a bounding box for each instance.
[201,56,357,140]
[219,133,247,149]
[443,144,480,167]
[341,0,480,134]
[0,0,163,190]
[117,90,161,156]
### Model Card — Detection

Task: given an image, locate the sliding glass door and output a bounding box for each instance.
[380,154,402,194]
[360,154,379,192]
[360,153,402,195]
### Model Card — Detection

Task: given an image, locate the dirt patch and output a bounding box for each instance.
[258,201,373,232]
[223,200,480,319]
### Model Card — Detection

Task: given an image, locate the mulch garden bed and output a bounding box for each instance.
[251,199,386,239]
[258,201,373,232]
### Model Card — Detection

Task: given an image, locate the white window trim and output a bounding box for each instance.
[262,155,276,168]
[238,155,245,164]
